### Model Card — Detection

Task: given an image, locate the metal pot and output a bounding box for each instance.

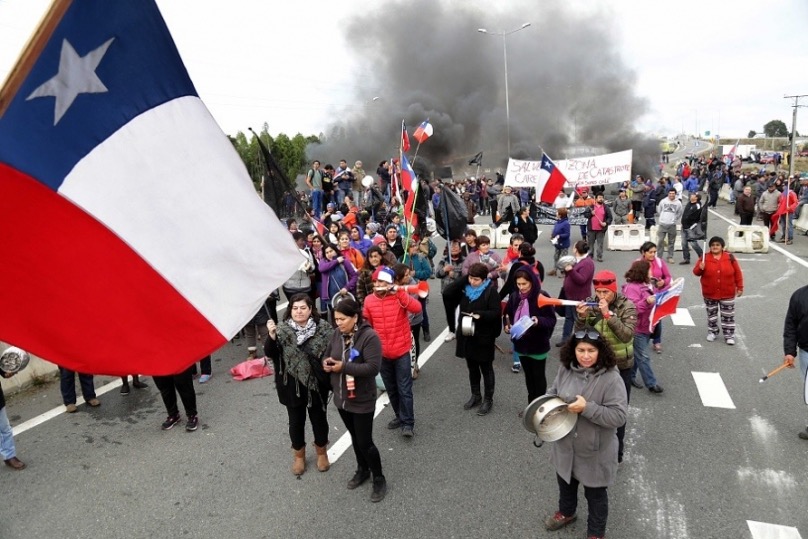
[0,346,30,374]
[522,394,578,442]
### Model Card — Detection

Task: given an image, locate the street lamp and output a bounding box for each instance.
[478,22,531,157]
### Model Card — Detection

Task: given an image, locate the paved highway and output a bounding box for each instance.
[2,198,806,539]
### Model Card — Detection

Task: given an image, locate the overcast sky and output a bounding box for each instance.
[1,0,806,139]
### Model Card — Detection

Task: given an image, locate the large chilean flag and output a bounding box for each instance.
[0,1,301,376]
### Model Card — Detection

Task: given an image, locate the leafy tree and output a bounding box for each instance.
[763,120,788,137]
[747,130,756,138]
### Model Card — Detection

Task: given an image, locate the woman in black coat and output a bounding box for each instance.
[510,206,538,245]
[444,262,502,415]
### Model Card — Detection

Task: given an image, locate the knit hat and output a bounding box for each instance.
[372,236,387,247]
[366,222,380,234]
[372,266,395,284]
[592,270,618,293]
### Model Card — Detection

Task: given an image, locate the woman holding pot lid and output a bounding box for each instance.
[542,330,627,539]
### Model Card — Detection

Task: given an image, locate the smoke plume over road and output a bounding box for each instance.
[314,0,660,178]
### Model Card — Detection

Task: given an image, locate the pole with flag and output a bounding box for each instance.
[0,0,302,376]
[411,119,433,166]
[469,151,483,179]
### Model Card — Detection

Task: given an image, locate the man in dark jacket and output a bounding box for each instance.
[680,193,706,264]
[735,185,756,226]
[0,366,25,470]
[783,284,808,440]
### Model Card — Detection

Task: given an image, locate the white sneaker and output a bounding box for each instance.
[726,338,735,345]
[706,333,716,342]
[444,332,456,342]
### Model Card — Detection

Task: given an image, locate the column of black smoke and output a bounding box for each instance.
[310,0,660,179]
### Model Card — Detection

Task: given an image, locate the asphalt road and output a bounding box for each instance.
[2,200,807,539]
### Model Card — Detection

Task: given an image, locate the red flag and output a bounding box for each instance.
[536,153,569,204]
[401,121,410,152]
[649,277,684,330]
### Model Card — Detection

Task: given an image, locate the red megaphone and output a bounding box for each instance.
[400,281,430,298]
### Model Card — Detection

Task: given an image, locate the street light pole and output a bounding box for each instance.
[478,22,531,157]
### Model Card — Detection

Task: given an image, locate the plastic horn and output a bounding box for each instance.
[399,281,429,298]
[537,296,599,309]
[759,363,790,383]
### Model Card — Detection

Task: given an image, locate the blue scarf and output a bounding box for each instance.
[464,278,490,302]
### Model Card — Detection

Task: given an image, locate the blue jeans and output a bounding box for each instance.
[779,213,794,240]
[311,189,323,217]
[0,406,16,460]
[562,305,575,341]
[630,334,657,388]
[59,367,96,405]
[380,353,414,428]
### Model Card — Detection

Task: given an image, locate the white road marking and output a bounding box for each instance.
[327,327,450,463]
[13,377,124,436]
[747,520,802,539]
[14,302,292,437]
[709,209,808,270]
[688,344,702,348]
[691,371,736,409]
[669,308,695,326]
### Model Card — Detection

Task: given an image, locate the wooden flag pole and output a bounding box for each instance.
[0,0,73,118]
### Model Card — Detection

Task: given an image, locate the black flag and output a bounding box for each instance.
[468,151,483,167]
[435,185,468,241]
[249,128,292,217]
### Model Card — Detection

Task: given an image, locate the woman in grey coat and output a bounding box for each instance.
[543,329,627,539]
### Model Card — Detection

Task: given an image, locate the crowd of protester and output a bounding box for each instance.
[7,151,807,539]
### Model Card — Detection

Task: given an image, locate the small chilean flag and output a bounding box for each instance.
[0,1,301,376]
[536,153,569,204]
[413,120,433,144]
[401,120,411,152]
[400,154,419,228]
[649,277,684,331]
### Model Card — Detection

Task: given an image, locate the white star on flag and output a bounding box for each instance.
[27,38,115,125]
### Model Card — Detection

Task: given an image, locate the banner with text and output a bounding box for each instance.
[504,158,545,188]
[556,149,633,188]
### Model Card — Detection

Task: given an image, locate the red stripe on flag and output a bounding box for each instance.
[540,168,568,204]
[0,165,225,376]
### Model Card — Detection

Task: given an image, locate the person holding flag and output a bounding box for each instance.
[622,260,664,394]
[771,181,798,245]
[693,236,743,345]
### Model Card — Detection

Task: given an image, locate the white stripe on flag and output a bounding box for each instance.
[60,96,301,337]
[692,372,736,409]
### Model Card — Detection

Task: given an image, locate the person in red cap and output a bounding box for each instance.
[363,266,422,437]
[574,269,637,463]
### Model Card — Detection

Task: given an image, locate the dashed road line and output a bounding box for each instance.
[691,371,736,409]
[669,307,695,326]
[747,520,802,539]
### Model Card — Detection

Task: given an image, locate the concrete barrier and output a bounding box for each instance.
[607,224,646,251]
[467,223,495,241]
[795,208,808,233]
[494,224,512,248]
[726,225,769,253]
[649,224,682,252]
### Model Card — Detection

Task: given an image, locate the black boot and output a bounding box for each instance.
[477,398,493,416]
[370,475,387,503]
[347,468,370,490]
[423,328,431,342]
[132,375,148,389]
[463,394,482,410]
